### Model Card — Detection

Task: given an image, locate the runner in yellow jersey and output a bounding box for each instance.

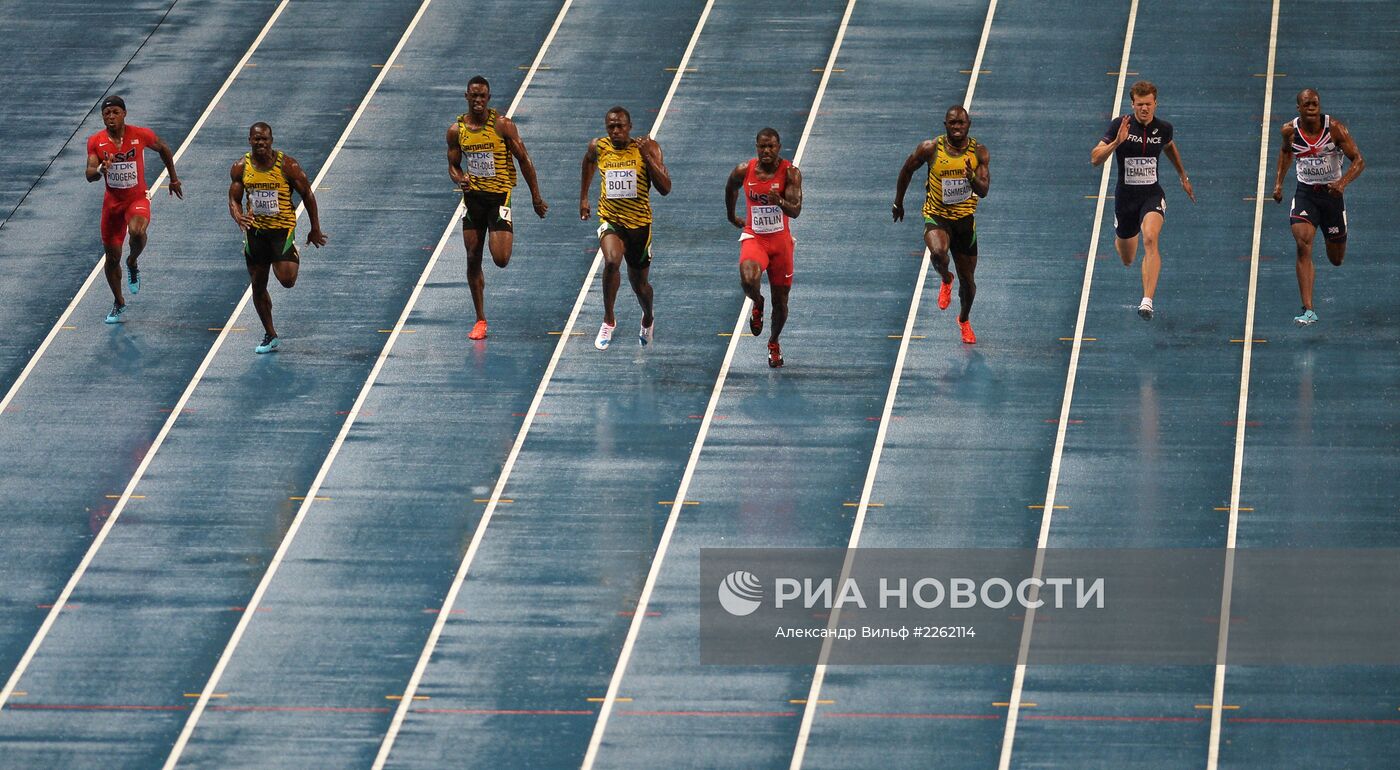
[228,122,327,354]
[579,106,671,350]
[893,105,991,344]
[447,75,548,340]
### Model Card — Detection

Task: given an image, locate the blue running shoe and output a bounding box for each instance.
[1294,308,1318,326]
[594,322,615,351]
[127,263,140,295]
[255,333,280,354]
[104,303,126,324]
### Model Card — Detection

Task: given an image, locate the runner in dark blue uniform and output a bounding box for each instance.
[1090,81,1194,320]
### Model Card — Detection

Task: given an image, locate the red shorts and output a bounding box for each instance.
[739,233,794,288]
[100,194,151,246]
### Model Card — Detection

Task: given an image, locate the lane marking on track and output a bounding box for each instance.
[997,4,1140,766]
[374,3,718,768]
[1208,2,1280,768]
[789,3,1001,767]
[0,1,294,421]
[574,3,865,767]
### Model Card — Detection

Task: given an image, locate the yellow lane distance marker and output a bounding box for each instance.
[289,496,331,502]
[659,500,700,506]
[994,702,1037,708]
[1028,504,1068,510]
[812,68,845,73]
[547,331,585,336]
[185,693,228,698]
[1060,337,1097,341]
[790,699,835,705]
[958,69,991,75]
[62,325,77,330]
[843,502,883,508]
[1214,507,1254,512]
[664,67,698,73]
[473,498,512,504]
[386,694,430,701]
[105,494,145,500]
[889,334,926,339]
[1230,339,1267,343]
[208,327,248,332]
[1107,71,1139,76]
[1196,704,1240,710]
[588,697,632,703]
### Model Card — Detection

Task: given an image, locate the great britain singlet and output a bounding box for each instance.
[456,109,516,194]
[595,138,652,228]
[743,158,792,238]
[1292,114,1344,185]
[241,151,298,230]
[922,135,981,220]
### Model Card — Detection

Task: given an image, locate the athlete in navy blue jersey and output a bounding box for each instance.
[1090,81,1194,320]
[1271,88,1365,326]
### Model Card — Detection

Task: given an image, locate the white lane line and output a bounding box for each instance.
[0,0,421,724]
[997,2,1139,767]
[371,3,716,768]
[0,0,292,420]
[581,2,859,767]
[788,2,998,767]
[1207,1,1280,767]
[160,0,458,763]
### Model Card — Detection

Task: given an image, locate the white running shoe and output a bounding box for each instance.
[639,319,654,347]
[1137,297,1154,321]
[595,321,616,350]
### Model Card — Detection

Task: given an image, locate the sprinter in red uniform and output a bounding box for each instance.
[724,127,802,368]
[84,95,182,323]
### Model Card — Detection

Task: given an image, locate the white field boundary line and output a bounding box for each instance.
[581,2,859,767]
[0,0,427,723]
[0,0,292,419]
[164,0,532,762]
[787,1,998,767]
[1207,1,1280,767]
[996,2,1139,767]
[370,2,716,768]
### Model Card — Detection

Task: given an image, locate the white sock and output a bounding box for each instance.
[1140,296,1153,308]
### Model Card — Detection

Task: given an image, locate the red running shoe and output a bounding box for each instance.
[469,319,488,340]
[937,278,953,310]
[959,319,976,345]
[767,340,784,368]
[750,300,764,336]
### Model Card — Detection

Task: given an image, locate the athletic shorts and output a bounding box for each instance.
[461,190,513,233]
[100,195,151,247]
[598,220,652,270]
[739,233,794,288]
[1291,184,1347,243]
[924,213,977,257]
[1113,188,1166,239]
[244,227,299,266]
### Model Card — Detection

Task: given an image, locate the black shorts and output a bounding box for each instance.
[1113,188,1166,239]
[598,221,652,270]
[1290,184,1347,243]
[461,190,513,233]
[244,228,299,266]
[924,213,977,257]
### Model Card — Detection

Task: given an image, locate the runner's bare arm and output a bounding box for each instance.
[86,150,105,182]
[1090,116,1130,166]
[1271,123,1295,202]
[446,122,468,189]
[282,155,327,247]
[969,144,990,198]
[724,163,746,228]
[638,136,671,195]
[228,161,252,230]
[149,133,182,198]
[501,116,547,217]
[1329,119,1365,196]
[579,139,598,221]
[1164,140,1194,203]
[776,166,803,218]
[892,140,934,222]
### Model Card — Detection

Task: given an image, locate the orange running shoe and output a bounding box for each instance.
[959,319,976,344]
[469,319,488,340]
[937,278,953,310]
[767,340,784,368]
